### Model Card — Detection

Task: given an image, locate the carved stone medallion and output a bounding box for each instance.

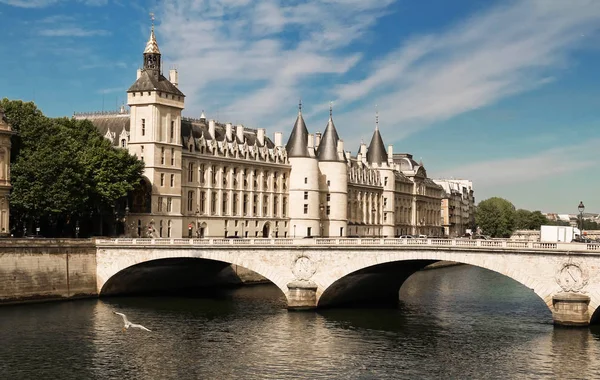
[555,259,588,293]
[292,255,317,281]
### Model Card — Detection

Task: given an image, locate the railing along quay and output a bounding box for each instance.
[95,237,600,252]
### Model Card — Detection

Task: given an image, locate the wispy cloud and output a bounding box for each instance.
[433,139,600,189]
[0,0,107,7]
[155,0,600,148]
[38,27,110,37]
[157,0,394,126]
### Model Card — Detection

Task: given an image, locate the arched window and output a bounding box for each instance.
[121,139,126,148]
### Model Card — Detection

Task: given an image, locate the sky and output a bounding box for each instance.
[0,0,599,214]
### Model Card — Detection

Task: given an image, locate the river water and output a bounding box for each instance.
[1,265,600,379]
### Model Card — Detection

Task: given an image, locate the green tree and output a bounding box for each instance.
[527,211,548,230]
[514,209,532,230]
[2,99,144,237]
[475,197,516,238]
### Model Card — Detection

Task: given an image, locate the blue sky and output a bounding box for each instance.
[1,0,599,214]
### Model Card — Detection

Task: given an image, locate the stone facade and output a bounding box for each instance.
[434,179,475,237]
[75,24,446,239]
[0,108,13,235]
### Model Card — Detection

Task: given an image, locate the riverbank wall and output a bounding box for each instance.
[0,239,97,304]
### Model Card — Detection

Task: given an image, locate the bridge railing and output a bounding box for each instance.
[95,237,600,252]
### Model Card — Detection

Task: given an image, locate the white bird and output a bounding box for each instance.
[113,311,152,332]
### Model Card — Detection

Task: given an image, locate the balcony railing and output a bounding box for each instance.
[95,237,600,252]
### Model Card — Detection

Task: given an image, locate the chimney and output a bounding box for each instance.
[388,145,393,165]
[236,124,244,142]
[169,69,178,87]
[257,128,265,146]
[137,68,142,80]
[308,133,314,149]
[225,123,233,141]
[337,139,344,156]
[274,131,282,147]
[360,142,367,156]
[208,119,216,139]
[315,132,322,148]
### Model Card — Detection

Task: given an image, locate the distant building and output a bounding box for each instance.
[433,179,475,237]
[0,108,13,235]
[75,22,445,238]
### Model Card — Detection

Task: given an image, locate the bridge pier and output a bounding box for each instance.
[287,281,318,310]
[552,293,590,327]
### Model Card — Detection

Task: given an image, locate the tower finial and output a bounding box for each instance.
[299,99,302,114]
[144,12,160,54]
[150,12,155,30]
[329,101,333,118]
[375,104,379,131]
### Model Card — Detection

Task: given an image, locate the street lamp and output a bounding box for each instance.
[578,201,585,234]
[75,221,80,239]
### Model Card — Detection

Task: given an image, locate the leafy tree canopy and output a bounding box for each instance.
[475,197,516,238]
[514,209,548,230]
[1,98,144,236]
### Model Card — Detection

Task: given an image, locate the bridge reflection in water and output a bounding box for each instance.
[96,237,600,326]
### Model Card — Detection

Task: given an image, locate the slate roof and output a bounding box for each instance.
[127,70,185,97]
[285,112,310,157]
[366,128,388,165]
[181,119,275,148]
[316,116,344,162]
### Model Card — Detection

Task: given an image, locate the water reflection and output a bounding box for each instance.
[1,266,600,379]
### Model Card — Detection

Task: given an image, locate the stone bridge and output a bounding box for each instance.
[96,237,600,326]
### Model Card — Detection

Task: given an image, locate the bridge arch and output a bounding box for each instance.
[314,250,556,312]
[96,248,290,298]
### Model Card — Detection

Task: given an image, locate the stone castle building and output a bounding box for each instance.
[75,23,446,239]
[0,108,13,235]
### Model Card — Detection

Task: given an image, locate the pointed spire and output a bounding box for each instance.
[144,13,161,54]
[286,102,310,157]
[366,109,388,165]
[317,103,343,162]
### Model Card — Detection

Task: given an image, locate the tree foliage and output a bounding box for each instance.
[475,197,516,238]
[1,98,144,237]
[514,209,548,230]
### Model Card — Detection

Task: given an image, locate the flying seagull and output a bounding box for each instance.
[113,311,152,332]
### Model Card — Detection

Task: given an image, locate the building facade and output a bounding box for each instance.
[434,179,475,237]
[0,108,13,235]
[75,24,445,238]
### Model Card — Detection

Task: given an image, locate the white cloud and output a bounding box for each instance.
[153,0,600,148]
[433,139,600,189]
[156,0,394,126]
[38,27,110,37]
[0,0,107,7]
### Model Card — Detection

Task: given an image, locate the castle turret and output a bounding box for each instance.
[126,15,185,238]
[316,104,347,237]
[285,101,320,237]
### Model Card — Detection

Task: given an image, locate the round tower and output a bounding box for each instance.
[316,105,348,237]
[285,102,320,238]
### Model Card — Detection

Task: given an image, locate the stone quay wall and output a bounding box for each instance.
[0,239,97,304]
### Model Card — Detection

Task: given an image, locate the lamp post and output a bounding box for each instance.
[578,201,585,235]
[320,203,325,237]
[75,221,80,239]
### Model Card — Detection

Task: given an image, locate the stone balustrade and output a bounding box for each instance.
[95,237,600,252]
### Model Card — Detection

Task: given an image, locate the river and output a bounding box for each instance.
[1,265,600,379]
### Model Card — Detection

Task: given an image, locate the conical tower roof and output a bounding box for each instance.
[316,106,343,162]
[285,101,310,158]
[144,18,161,54]
[366,112,388,165]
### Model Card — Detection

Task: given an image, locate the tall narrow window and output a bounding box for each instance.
[167,197,172,212]
[243,194,248,215]
[157,196,163,212]
[170,174,175,187]
[303,204,308,214]
[199,164,205,185]
[211,192,217,214]
[200,191,206,213]
[263,195,269,216]
[159,220,163,237]
[283,197,288,217]
[141,118,145,136]
[233,194,238,216]
[304,191,308,200]
[188,191,194,211]
[171,148,175,165]
[304,177,307,184]
[170,121,175,141]
[160,173,165,186]
[188,163,194,182]
[167,220,172,238]
[273,196,278,217]
[222,194,228,214]
[253,195,258,214]
[161,147,165,164]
